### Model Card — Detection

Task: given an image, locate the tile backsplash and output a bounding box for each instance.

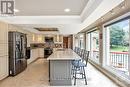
[30,43,63,49]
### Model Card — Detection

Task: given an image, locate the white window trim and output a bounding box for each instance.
[128,19,130,77]
[103,26,110,66]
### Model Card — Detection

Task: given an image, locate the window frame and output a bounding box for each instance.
[103,12,130,79]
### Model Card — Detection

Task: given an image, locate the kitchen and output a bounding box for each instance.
[0,22,73,80]
[0,0,130,87]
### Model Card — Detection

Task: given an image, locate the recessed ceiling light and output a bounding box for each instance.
[14,9,20,12]
[64,8,70,12]
[101,17,104,21]
[110,10,115,15]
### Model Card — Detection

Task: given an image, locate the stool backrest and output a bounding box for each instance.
[80,49,84,58]
[82,50,89,66]
[77,47,80,55]
[74,47,77,52]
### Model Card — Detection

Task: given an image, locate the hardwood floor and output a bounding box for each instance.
[0,58,119,87]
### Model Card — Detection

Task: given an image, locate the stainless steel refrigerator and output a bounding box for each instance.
[8,32,27,76]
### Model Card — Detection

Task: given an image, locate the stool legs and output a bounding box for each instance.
[73,66,87,85]
[71,65,75,78]
[74,67,77,85]
[83,67,87,85]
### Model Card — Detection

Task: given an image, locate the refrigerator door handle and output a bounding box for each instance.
[16,59,26,61]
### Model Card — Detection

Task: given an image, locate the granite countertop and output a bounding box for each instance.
[47,49,81,60]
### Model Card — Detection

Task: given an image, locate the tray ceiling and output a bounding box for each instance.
[35,28,59,32]
[15,0,89,16]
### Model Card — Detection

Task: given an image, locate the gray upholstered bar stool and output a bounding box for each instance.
[73,50,89,85]
[77,47,81,55]
[72,48,83,75]
[74,47,78,53]
[79,49,84,58]
[71,47,81,76]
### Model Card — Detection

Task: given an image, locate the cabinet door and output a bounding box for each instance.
[28,49,39,64]
[31,34,36,43]
[0,22,8,56]
[54,35,57,42]
[38,48,44,57]
[27,34,31,47]
[0,22,8,44]
[0,43,8,56]
[37,35,44,43]
[31,49,37,59]
[0,56,8,80]
[54,35,63,43]
[42,35,45,43]
[59,35,63,42]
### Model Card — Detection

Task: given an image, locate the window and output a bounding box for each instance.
[104,17,130,78]
[75,38,79,47]
[79,34,84,49]
[87,30,100,63]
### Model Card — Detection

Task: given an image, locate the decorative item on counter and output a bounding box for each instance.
[55,44,58,48]
[54,44,63,48]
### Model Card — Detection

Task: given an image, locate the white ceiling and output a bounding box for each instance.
[15,0,89,16]
[0,0,124,35]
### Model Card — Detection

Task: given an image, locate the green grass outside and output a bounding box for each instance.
[110,45,129,52]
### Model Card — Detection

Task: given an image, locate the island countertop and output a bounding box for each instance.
[47,49,81,60]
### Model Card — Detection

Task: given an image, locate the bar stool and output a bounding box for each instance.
[79,49,84,58]
[71,48,83,76]
[72,48,84,78]
[74,47,78,53]
[73,50,89,85]
[71,47,81,76]
[77,47,81,55]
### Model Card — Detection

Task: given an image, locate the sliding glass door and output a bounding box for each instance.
[79,34,84,49]
[87,30,100,63]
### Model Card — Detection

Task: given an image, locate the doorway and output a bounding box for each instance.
[63,37,68,48]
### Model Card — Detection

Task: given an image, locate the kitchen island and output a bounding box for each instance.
[47,49,81,86]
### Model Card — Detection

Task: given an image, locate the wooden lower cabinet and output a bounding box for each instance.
[0,56,8,80]
[0,21,9,80]
[28,48,44,63]
[38,48,44,58]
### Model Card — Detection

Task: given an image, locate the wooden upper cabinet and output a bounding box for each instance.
[0,21,8,43]
[54,35,58,42]
[30,34,45,43]
[37,35,45,43]
[42,35,45,43]
[54,35,63,43]
[59,35,63,42]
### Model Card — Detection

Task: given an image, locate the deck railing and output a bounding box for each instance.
[93,50,99,59]
[93,51,129,74]
[110,52,129,74]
